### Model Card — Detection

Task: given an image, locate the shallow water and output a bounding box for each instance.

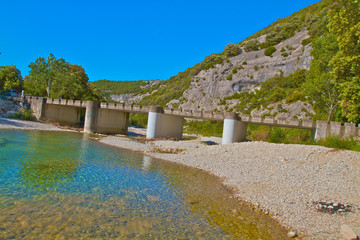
[0,130,288,239]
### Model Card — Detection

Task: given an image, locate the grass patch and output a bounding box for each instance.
[10,109,35,121]
[184,120,223,137]
[317,135,360,152]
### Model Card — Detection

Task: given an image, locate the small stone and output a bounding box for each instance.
[338,209,345,212]
[287,231,296,238]
[333,202,339,207]
[340,224,358,240]
[265,211,269,215]
[328,205,334,209]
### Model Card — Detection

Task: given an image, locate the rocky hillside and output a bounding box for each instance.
[175,30,312,111]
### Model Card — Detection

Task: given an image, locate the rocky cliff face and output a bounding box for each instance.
[174,30,312,112]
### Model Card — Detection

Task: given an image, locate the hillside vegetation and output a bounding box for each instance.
[92,80,151,99]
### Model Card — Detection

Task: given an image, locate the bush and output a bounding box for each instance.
[244,40,260,52]
[227,74,233,80]
[301,38,311,46]
[265,46,277,56]
[10,109,35,121]
[224,43,242,57]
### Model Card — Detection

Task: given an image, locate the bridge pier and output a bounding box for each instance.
[84,101,99,133]
[222,113,247,144]
[146,106,184,139]
[84,101,129,134]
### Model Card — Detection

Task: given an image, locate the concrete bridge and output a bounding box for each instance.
[24,96,360,144]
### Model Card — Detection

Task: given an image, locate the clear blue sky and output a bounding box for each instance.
[0,0,320,82]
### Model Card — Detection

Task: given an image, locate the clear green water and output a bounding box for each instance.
[0,130,288,239]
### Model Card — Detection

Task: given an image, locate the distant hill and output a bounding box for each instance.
[91,79,160,101]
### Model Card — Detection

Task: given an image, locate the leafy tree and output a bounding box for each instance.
[303,33,339,122]
[0,65,23,91]
[24,54,104,101]
[328,0,360,122]
[27,53,69,97]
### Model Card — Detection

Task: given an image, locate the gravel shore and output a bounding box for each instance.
[100,128,360,240]
[1,120,359,239]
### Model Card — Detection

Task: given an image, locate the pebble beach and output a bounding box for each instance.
[100,128,360,240]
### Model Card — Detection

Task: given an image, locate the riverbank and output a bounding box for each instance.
[0,119,359,239]
[99,128,360,240]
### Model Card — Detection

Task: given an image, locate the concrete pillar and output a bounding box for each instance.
[222,112,247,144]
[146,106,184,139]
[84,101,99,133]
[314,120,329,141]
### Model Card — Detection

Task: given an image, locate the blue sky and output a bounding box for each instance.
[0,0,320,82]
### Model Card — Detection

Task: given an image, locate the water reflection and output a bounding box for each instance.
[0,130,289,239]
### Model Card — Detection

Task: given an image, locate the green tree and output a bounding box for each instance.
[0,65,23,91]
[303,33,339,122]
[24,54,104,101]
[328,0,360,122]
[26,53,69,97]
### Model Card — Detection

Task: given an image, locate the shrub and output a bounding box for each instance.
[242,61,247,65]
[227,74,233,80]
[254,66,259,71]
[224,43,242,57]
[317,136,358,151]
[285,91,306,104]
[301,38,311,46]
[10,109,35,121]
[244,40,260,52]
[265,46,277,56]
[282,52,289,57]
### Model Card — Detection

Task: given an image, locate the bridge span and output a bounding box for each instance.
[24,96,360,144]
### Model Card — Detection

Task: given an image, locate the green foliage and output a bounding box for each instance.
[317,135,359,151]
[303,33,339,122]
[226,74,233,80]
[224,43,242,57]
[129,113,148,128]
[281,52,289,57]
[247,125,313,144]
[301,38,312,46]
[184,120,223,137]
[264,46,277,56]
[328,0,360,123]
[24,54,103,101]
[92,80,150,99]
[285,91,306,104]
[245,0,333,47]
[243,40,260,52]
[0,65,23,91]
[225,69,307,113]
[10,109,35,121]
